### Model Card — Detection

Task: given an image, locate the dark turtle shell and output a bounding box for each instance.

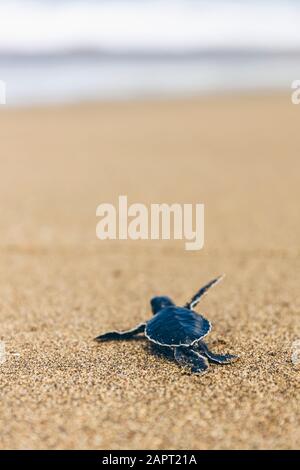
[145,306,211,347]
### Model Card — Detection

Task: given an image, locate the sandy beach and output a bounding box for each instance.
[0,94,299,449]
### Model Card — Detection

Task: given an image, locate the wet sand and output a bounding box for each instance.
[0,95,299,449]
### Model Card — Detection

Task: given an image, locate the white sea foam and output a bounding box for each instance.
[0,0,300,55]
[0,0,300,105]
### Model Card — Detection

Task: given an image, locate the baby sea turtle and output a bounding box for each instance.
[95,275,238,375]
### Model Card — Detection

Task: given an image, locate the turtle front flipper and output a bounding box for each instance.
[196,341,238,364]
[94,322,146,342]
[184,275,224,310]
[174,346,209,374]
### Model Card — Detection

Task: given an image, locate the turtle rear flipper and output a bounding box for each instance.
[94,322,146,342]
[174,347,209,374]
[196,341,238,364]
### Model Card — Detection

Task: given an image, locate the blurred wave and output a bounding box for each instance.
[0,0,300,105]
[1,0,300,55]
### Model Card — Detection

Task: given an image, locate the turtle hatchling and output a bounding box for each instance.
[95,275,238,375]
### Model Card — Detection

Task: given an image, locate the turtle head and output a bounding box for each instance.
[150,296,175,315]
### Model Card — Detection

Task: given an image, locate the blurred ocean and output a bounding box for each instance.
[0,0,300,105]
